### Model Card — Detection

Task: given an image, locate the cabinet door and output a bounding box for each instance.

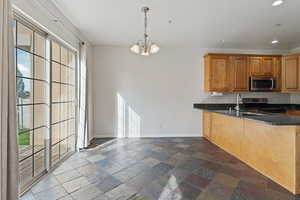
[249,57,262,76]
[262,57,274,76]
[210,56,229,91]
[273,57,282,90]
[282,55,299,90]
[231,56,248,91]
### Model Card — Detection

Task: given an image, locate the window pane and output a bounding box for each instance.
[61,47,68,66]
[34,128,46,153]
[67,135,75,152]
[68,103,75,118]
[34,80,48,104]
[51,144,59,166]
[34,150,45,176]
[52,83,60,102]
[68,86,75,102]
[34,104,48,128]
[35,56,47,81]
[61,66,68,84]
[60,121,68,140]
[34,33,46,57]
[51,41,60,62]
[52,104,60,124]
[69,69,75,84]
[61,85,68,102]
[19,157,33,189]
[17,22,33,52]
[18,130,33,161]
[68,51,75,68]
[51,124,60,145]
[17,49,33,78]
[13,20,16,46]
[60,140,68,158]
[69,119,75,134]
[61,103,68,121]
[17,78,33,105]
[17,105,33,130]
[52,62,60,82]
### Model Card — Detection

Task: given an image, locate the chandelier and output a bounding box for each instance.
[130,7,160,56]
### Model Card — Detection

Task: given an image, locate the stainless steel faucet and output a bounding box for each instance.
[235,93,242,112]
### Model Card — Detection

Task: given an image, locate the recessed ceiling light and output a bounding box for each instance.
[272,0,284,7]
[271,40,279,44]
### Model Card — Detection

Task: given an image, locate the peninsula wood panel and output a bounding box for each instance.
[243,121,296,193]
[203,111,211,139]
[210,113,243,158]
[296,128,300,194]
[203,111,300,194]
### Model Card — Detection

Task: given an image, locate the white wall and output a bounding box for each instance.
[92,46,289,138]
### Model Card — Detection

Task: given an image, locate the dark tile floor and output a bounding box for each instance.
[21,138,300,200]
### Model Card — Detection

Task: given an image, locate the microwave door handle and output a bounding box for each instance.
[271,79,274,90]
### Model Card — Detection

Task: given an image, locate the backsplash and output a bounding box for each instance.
[199,93,291,104]
[290,94,300,104]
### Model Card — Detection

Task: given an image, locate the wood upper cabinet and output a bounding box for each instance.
[204,55,230,92]
[229,56,248,91]
[204,53,282,92]
[282,54,300,92]
[273,57,282,91]
[262,57,275,76]
[249,56,263,76]
[249,56,275,76]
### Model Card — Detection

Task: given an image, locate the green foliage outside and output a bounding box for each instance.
[19,128,30,145]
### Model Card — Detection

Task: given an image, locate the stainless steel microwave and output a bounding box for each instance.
[250,76,275,91]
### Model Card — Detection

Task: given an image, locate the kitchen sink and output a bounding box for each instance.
[240,112,266,116]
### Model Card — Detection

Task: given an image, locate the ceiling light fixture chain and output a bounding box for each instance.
[130,6,160,56]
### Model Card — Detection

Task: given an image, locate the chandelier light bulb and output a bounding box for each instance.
[150,43,160,54]
[130,44,140,54]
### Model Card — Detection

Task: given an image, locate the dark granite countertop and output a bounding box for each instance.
[193,103,300,126]
[193,103,300,111]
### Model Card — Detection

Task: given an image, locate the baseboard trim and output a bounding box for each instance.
[94,132,203,138]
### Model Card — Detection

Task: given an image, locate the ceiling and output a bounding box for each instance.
[52,0,300,50]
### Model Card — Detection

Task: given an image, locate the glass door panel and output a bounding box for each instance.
[50,41,76,167]
[15,20,49,191]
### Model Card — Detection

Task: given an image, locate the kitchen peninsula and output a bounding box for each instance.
[194,103,300,194]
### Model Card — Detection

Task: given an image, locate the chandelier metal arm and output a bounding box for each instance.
[130,6,160,56]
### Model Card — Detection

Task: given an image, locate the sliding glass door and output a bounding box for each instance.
[14,17,77,192]
[50,41,76,166]
[15,20,49,190]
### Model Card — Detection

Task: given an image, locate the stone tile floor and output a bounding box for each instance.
[21,138,300,200]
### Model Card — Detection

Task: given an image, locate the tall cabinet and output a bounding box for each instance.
[204,55,230,92]
[229,56,248,92]
[282,54,300,92]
